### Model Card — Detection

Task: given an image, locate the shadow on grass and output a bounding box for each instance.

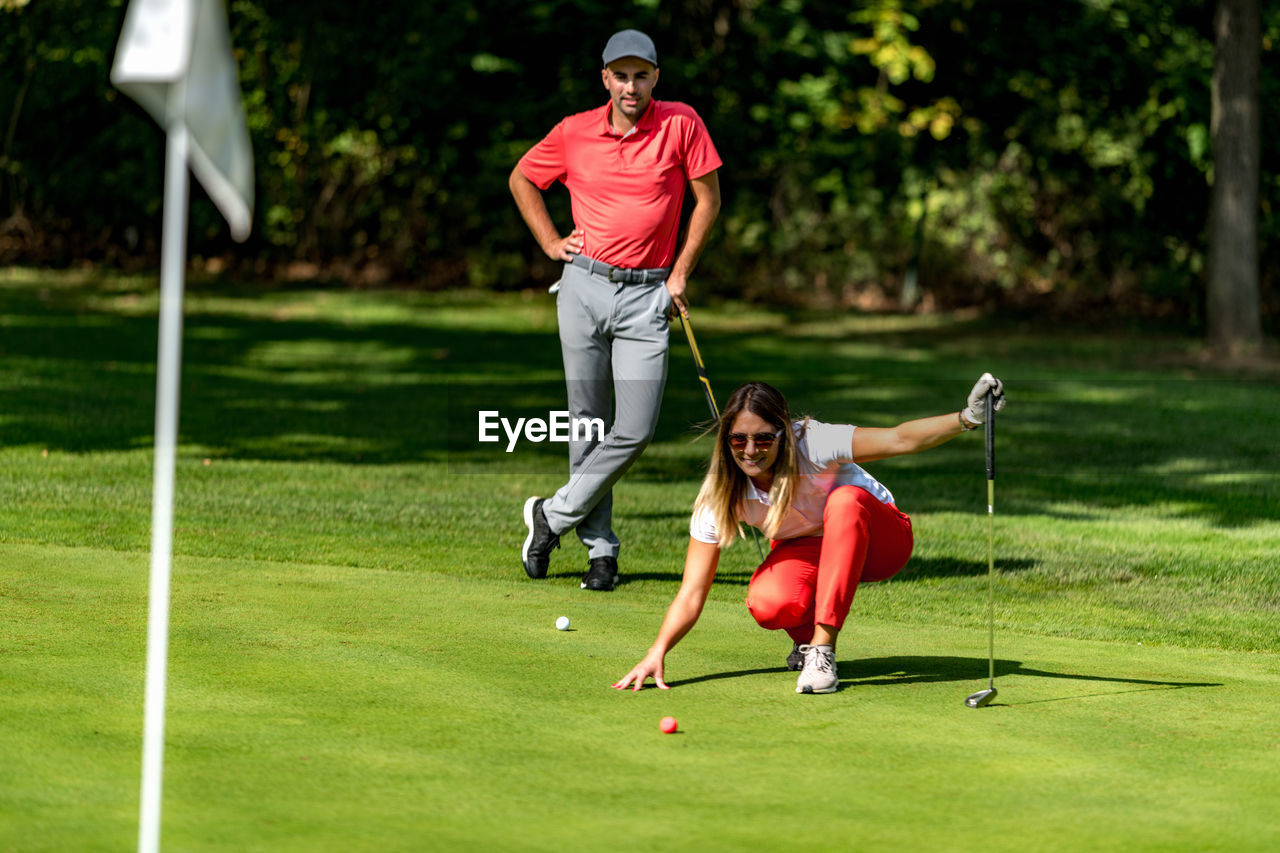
[895,557,1037,579]
[665,654,1223,701]
[542,569,754,587]
[563,557,1038,587]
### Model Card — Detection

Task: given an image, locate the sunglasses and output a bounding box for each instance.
[726,429,783,451]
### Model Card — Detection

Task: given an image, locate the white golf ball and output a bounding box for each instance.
[555,616,571,631]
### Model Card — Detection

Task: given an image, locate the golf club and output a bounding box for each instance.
[965,388,998,709]
[679,313,718,420]
[679,314,764,560]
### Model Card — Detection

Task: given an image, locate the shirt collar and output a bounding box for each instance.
[598,99,659,137]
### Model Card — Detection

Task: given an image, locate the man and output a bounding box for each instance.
[510,29,722,591]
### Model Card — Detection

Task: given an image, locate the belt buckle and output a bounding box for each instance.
[608,267,627,283]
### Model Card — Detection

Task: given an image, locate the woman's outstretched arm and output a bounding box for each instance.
[612,538,721,691]
[852,374,1004,462]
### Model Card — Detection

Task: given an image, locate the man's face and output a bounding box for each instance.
[601,58,658,125]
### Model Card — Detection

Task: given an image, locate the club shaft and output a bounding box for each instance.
[679,316,718,419]
[987,479,994,687]
[680,315,764,560]
[984,389,995,689]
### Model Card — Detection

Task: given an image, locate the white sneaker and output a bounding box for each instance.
[795,644,838,694]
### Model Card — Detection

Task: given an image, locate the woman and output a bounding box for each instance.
[612,374,1005,695]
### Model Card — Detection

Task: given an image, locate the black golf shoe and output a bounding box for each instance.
[580,556,618,591]
[786,642,804,671]
[521,497,560,579]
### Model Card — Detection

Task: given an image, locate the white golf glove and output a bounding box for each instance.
[962,372,1005,426]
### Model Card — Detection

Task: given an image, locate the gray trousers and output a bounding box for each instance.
[542,261,671,559]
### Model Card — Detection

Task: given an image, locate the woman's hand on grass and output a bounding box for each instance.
[612,651,669,691]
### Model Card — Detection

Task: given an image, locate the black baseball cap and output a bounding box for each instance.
[602,30,658,67]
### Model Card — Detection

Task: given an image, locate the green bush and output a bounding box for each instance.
[0,0,1275,329]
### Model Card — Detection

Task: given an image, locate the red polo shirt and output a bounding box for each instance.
[518,100,722,269]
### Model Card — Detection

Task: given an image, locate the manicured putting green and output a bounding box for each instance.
[2,543,1277,852]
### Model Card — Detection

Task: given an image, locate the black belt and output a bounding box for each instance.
[570,254,670,284]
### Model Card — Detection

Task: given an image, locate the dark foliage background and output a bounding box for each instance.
[2,0,1277,329]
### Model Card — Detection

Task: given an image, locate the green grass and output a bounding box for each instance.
[2,269,1279,850]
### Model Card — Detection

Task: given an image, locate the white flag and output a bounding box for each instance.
[112,0,254,241]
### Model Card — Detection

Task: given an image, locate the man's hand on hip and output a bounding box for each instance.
[544,228,585,262]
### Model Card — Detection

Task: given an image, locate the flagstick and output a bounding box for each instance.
[139,103,190,853]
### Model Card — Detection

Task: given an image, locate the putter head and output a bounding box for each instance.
[964,687,997,708]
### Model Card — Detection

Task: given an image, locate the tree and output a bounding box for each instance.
[1207,0,1263,356]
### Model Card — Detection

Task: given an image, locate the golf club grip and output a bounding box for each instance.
[984,389,995,481]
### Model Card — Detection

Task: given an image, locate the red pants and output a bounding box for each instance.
[745,485,913,645]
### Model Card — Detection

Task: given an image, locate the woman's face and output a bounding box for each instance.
[727,409,783,480]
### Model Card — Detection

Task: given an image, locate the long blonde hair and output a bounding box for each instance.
[693,382,806,548]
